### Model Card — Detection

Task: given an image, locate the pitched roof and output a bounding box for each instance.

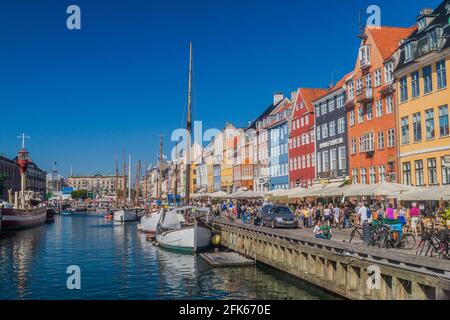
[367,26,417,60]
[298,88,328,111]
[248,99,285,129]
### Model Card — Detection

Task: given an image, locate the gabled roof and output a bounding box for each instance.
[367,26,417,61]
[297,88,328,112]
[248,98,285,129]
[313,71,354,104]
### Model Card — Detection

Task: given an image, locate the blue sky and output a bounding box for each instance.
[0,0,442,177]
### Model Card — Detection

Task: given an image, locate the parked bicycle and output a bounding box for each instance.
[416,225,449,259]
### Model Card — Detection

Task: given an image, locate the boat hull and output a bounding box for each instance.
[1,207,47,231]
[156,224,211,253]
[140,213,161,234]
[113,209,138,222]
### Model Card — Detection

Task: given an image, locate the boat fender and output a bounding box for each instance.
[211,234,221,246]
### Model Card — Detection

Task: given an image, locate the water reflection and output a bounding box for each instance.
[0,215,336,300]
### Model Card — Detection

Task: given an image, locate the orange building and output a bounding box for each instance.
[347,26,415,184]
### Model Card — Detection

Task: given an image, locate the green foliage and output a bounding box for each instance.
[442,208,450,222]
[71,189,89,200]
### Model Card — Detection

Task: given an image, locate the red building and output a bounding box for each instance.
[289,88,327,188]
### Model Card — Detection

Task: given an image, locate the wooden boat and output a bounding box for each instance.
[139,210,162,235]
[156,206,211,253]
[1,206,47,231]
[113,209,139,222]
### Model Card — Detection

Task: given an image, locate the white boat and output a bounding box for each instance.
[156,206,212,253]
[140,210,162,235]
[113,209,138,222]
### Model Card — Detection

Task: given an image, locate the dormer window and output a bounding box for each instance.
[359,45,371,68]
[405,42,413,61]
[418,18,427,31]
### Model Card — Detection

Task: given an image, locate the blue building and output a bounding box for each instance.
[266,96,292,190]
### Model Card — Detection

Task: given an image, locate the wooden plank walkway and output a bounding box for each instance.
[200,252,255,268]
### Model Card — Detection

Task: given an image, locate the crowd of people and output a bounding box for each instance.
[190,197,448,240]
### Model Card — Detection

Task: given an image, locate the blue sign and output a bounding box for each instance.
[62,187,74,195]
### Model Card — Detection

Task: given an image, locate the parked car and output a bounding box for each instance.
[261,205,298,229]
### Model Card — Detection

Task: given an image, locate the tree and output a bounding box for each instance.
[0,173,7,198]
[71,189,89,200]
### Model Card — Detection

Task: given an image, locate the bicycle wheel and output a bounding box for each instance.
[401,233,416,250]
[437,241,449,260]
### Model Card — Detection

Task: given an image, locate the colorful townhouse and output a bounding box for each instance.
[267,96,292,190]
[395,2,450,186]
[347,25,415,185]
[289,88,327,189]
[233,127,255,190]
[313,73,353,183]
[250,93,287,192]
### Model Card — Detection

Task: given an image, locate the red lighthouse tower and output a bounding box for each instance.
[16,133,30,209]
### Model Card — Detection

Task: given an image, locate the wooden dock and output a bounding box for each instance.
[200,252,255,268]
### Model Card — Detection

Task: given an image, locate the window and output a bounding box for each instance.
[321,103,327,115]
[378,132,385,149]
[317,152,321,173]
[403,162,412,186]
[322,151,329,172]
[352,168,359,184]
[366,104,372,120]
[375,69,382,87]
[293,138,297,148]
[361,168,367,184]
[423,65,433,94]
[375,100,383,117]
[378,166,386,182]
[437,60,447,89]
[348,81,355,100]
[351,138,357,154]
[305,116,309,126]
[369,167,376,184]
[322,124,328,139]
[360,133,374,152]
[338,147,346,171]
[315,106,320,117]
[411,71,420,98]
[349,110,355,126]
[329,121,336,137]
[425,109,435,139]
[439,105,449,137]
[400,76,408,102]
[337,94,344,108]
[358,107,364,123]
[316,127,321,141]
[302,155,306,169]
[384,62,394,83]
[428,158,438,185]
[301,117,304,127]
[415,160,425,186]
[328,99,335,112]
[306,154,311,168]
[359,45,371,67]
[311,152,315,167]
[356,79,363,95]
[386,96,393,114]
[330,149,337,171]
[442,156,450,185]
[401,117,410,145]
[405,42,413,61]
[337,117,345,134]
[413,112,422,142]
[388,129,395,147]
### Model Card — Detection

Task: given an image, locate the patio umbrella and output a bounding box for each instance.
[286,187,308,199]
[368,181,415,196]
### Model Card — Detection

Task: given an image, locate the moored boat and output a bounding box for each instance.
[156,206,211,253]
[1,206,47,231]
[139,210,162,235]
[113,209,139,222]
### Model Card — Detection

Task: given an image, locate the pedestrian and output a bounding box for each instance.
[386,203,395,220]
[409,202,421,237]
[357,202,368,226]
[333,204,340,228]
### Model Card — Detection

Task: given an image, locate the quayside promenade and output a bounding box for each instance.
[213,219,450,300]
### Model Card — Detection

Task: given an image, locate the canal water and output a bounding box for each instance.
[0,213,336,300]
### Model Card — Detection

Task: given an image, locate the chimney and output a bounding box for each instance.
[420,8,433,15]
[290,90,298,102]
[273,92,284,105]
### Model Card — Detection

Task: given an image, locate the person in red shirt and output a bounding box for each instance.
[409,203,421,237]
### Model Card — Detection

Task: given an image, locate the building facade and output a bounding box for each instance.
[289,88,327,189]
[395,3,450,186]
[0,154,20,200]
[347,26,415,185]
[67,174,126,196]
[267,97,292,190]
[314,74,352,182]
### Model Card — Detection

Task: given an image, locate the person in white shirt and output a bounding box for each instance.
[357,202,368,226]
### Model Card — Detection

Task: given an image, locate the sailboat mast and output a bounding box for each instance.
[123,150,127,207]
[185,42,193,206]
[174,143,178,203]
[128,154,131,205]
[115,157,119,208]
[135,160,141,206]
[158,136,163,203]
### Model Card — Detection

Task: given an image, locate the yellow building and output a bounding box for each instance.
[395,4,450,186]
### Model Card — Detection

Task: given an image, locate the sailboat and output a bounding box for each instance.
[113,154,138,222]
[155,42,212,253]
